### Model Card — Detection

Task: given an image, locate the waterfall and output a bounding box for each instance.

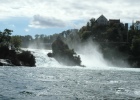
[23,47,112,69]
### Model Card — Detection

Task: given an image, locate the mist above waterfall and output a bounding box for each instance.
[74,40,130,68]
[75,41,110,68]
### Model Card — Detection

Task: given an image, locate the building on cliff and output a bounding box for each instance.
[96,15,121,26]
[96,15,108,25]
[109,19,120,25]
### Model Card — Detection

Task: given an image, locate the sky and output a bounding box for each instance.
[0,0,140,36]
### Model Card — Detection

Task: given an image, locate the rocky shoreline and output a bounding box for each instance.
[0,46,36,67]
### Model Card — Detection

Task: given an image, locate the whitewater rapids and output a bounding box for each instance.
[0,48,140,100]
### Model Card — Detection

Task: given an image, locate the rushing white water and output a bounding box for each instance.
[26,48,110,69]
[27,48,140,72]
[29,49,62,68]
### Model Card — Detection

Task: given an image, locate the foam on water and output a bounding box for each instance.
[25,48,62,68]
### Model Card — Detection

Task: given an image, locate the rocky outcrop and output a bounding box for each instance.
[47,38,84,67]
[0,45,36,67]
[17,51,36,66]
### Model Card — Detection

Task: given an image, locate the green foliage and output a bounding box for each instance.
[131,36,140,56]
[51,38,82,66]
[0,29,13,44]
[78,18,126,43]
[11,36,21,50]
[81,31,92,41]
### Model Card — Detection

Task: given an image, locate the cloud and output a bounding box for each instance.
[0,0,140,28]
[25,28,29,32]
[29,15,66,28]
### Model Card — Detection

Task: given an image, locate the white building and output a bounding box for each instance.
[134,21,140,30]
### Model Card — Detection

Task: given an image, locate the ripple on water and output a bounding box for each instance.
[134,90,140,97]
[19,91,36,96]
[0,94,15,100]
[0,73,5,77]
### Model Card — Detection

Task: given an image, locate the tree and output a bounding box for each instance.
[131,36,140,56]
[90,18,95,26]
[0,29,13,45]
[35,34,39,40]
[81,31,92,41]
[10,36,21,50]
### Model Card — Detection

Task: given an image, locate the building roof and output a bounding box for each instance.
[109,19,120,24]
[96,15,108,21]
[136,21,140,24]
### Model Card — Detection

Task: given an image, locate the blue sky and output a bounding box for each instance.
[0,17,75,36]
[0,17,80,36]
[0,0,140,36]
